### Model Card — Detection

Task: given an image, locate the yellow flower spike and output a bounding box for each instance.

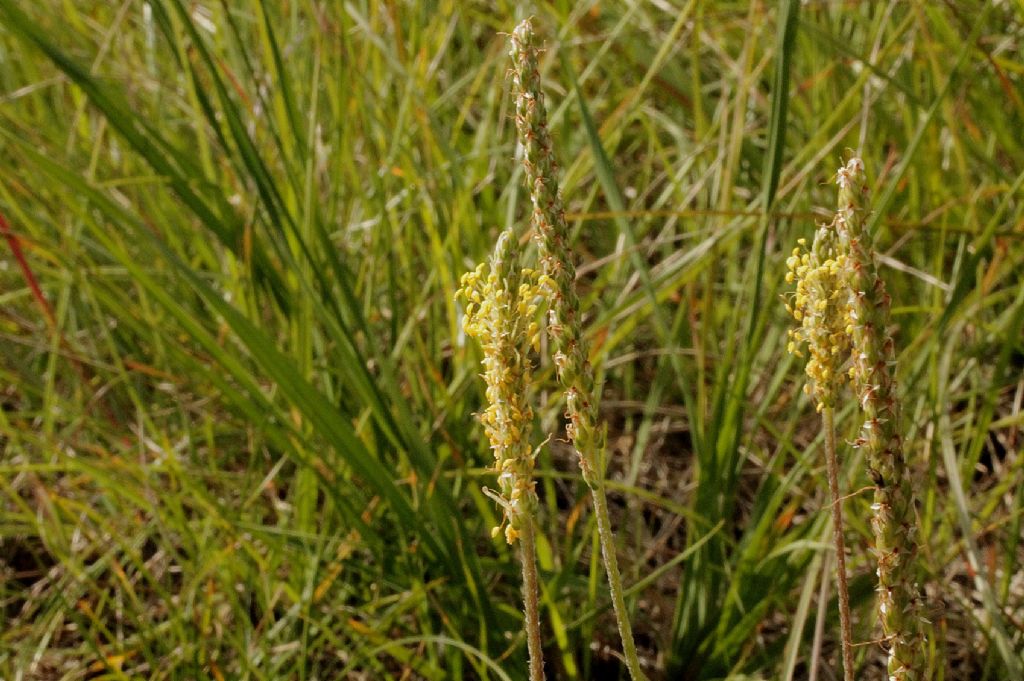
[458,228,541,554]
[785,214,859,681]
[784,218,851,408]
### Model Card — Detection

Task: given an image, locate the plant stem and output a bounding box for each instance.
[590,477,647,681]
[822,406,854,681]
[518,518,546,681]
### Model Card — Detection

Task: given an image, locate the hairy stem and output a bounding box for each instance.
[591,474,645,680]
[823,407,855,681]
[518,519,546,681]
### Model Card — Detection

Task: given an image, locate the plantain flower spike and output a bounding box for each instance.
[458,229,541,545]
[835,157,924,681]
[509,19,646,681]
[785,209,858,681]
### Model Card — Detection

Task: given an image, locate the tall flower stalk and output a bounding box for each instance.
[509,19,646,681]
[785,224,856,681]
[458,229,545,681]
[835,158,924,681]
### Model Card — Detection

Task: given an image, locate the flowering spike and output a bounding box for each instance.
[457,229,541,543]
[835,157,925,681]
[510,19,645,681]
[458,228,546,680]
[509,20,601,483]
[785,215,856,681]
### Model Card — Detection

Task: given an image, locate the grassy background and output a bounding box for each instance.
[1,1,1022,679]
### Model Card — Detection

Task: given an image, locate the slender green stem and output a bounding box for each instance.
[518,518,546,681]
[809,551,831,681]
[591,477,647,681]
[822,407,854,681]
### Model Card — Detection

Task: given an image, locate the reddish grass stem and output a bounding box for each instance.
[0,211,55,328]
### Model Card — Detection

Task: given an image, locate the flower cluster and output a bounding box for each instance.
[457,229,541,544]
[785,222,852,410]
